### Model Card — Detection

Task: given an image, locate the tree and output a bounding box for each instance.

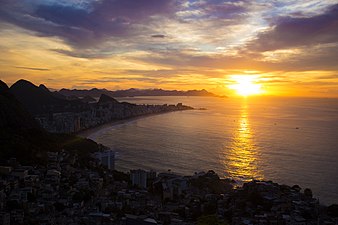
[304,188,313,198]
[197,215,229,225]
[327,204,338,217]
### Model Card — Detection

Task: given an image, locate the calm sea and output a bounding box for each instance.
[88,96,338,205]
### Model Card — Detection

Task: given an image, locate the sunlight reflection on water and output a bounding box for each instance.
[224,100,264,181]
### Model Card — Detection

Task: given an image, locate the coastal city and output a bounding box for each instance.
[0,148,337,225]
[2,0,338,224]
[36,98,192,134]
[7,80,193,134]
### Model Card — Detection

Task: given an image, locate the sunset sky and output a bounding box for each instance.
[0,0,338,97]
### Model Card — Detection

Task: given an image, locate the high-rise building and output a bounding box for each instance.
[94,150,115,170]
[130,169,147,189]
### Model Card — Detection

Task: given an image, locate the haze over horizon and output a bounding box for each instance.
[1,0,338,97]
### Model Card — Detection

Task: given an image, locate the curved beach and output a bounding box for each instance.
[77,110,188,138]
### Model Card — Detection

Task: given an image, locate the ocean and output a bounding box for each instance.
[88,96,338,205]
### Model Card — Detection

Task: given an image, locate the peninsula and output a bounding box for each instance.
[6,80,193,134]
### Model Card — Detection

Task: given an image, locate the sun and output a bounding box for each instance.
[229,75,263,97]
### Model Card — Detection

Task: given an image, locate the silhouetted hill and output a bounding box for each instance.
[98,94,119,104]
[10,79,87,114]
[0,80,51,162]
[38,84,69,100]
[59,88,112,98]
[66,95,82,101]
[81,95,96,103]
[0,80,40,130]
[59,87,218,98]
[0,80,102,164]
[0,80,8,91]
[52,92,68,100]
[39,84,49,92]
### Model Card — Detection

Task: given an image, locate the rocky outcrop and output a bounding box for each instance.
[0,80,40,130]
[10,79,87,114]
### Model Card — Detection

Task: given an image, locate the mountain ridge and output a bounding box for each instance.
[59,87,219,98]
[10,79,88,114]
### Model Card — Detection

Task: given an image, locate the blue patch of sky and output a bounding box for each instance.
[38,0,97,11]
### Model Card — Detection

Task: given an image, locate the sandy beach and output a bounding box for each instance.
[77,110,186,138]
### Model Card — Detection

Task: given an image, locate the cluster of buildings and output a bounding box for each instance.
[226,181,338,225]
[35,95,192,133]
[0,151,337,225]
[94,150,116,170]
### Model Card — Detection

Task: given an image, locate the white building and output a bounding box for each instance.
[130,169,147,189]
[94,150,115,170]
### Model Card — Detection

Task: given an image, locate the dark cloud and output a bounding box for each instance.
[247,4,338,52]
[14,66,50,71]
[132,50,258,70]
[201,1,249,20]
[53,49,110,59]
[316,74,338,80]
[0,0,179,47]
[125,69,196,78]
[151,34,166,38]
[93,0,178,21]
[259,78,290,84]
[79,76,159,84]
[183,0,251,20]
[134,42,338,72]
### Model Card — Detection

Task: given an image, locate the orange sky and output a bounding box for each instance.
[1,0,338,97]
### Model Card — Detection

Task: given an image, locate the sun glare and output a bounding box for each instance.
[229,75,263,97]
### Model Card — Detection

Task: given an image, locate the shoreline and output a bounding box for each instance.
[77,109,191,138]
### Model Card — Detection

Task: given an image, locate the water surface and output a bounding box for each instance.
[89,96,338,205]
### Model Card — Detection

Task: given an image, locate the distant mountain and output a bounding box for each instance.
[81,95,96,103]
[38,84,50,92]
[97,93,119,104]
[59,88,112,98]
[112,88,218,97]
[59,88,218,98]
[10,79,87,114]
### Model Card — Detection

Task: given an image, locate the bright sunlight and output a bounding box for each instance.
[229,75,263,96]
